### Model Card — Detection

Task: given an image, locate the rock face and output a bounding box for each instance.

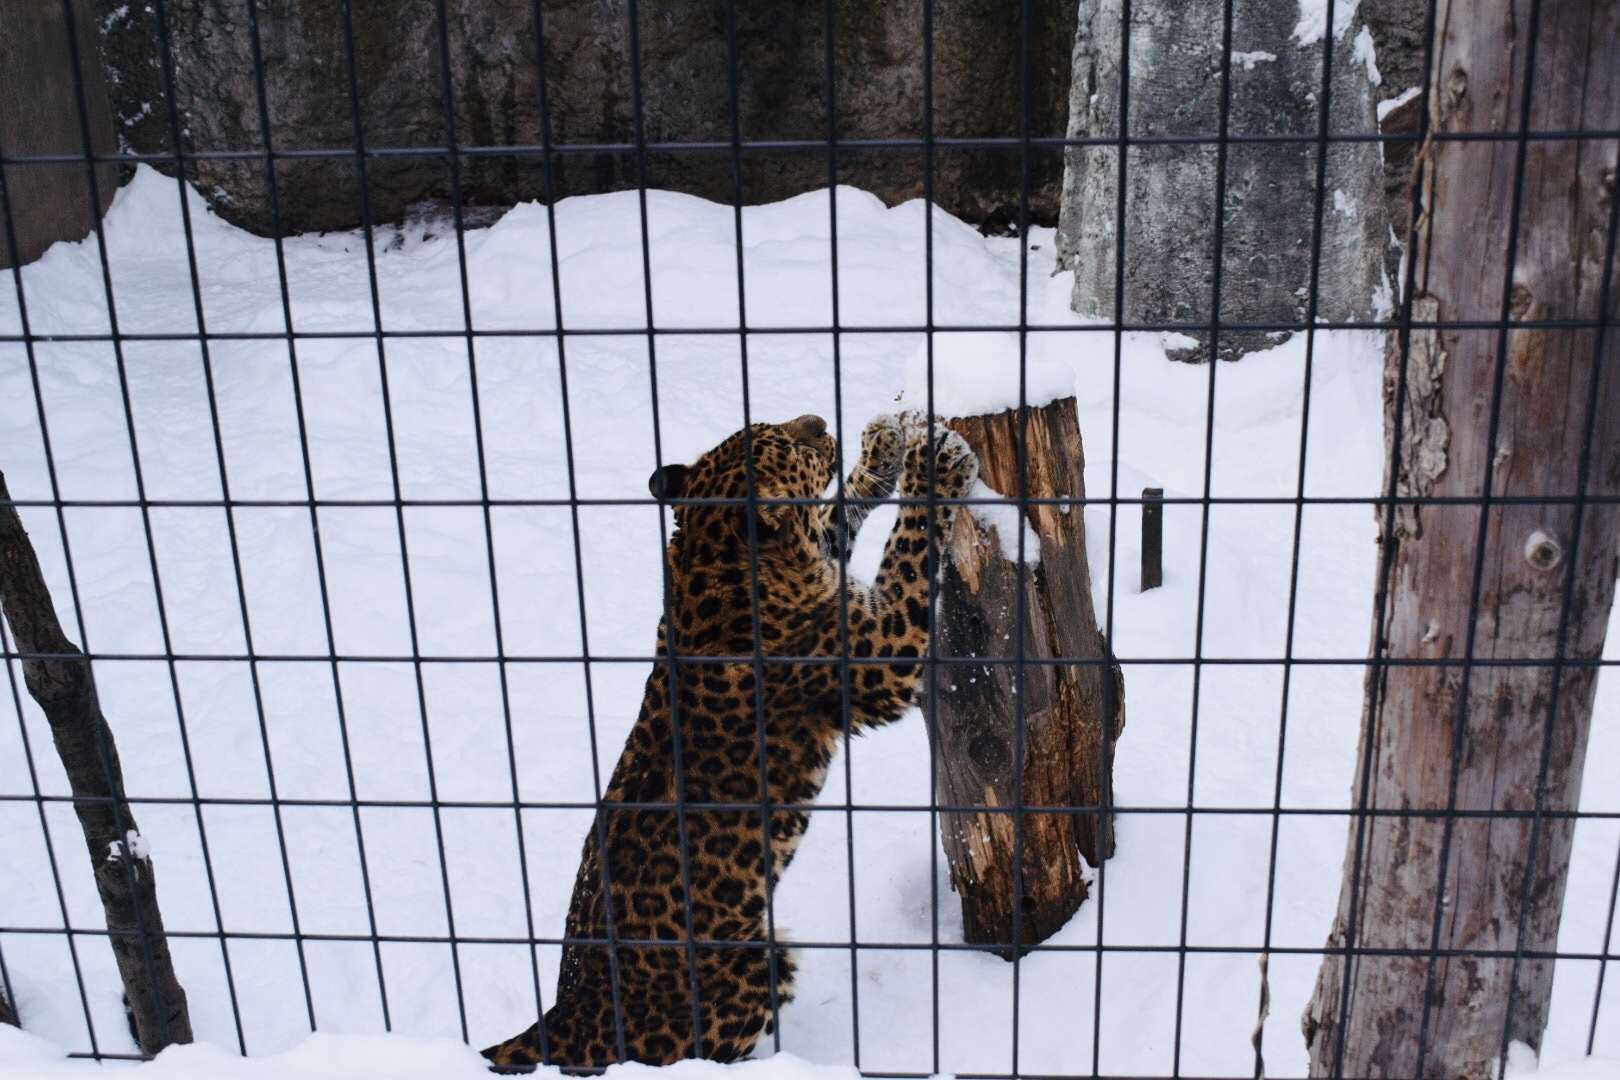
[95,0,1075,237]
[1,1,118,269]
[1360,0,1428,244]
[1055,0,1391,360]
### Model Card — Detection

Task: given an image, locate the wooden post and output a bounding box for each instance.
[0,472,192,1054]
[1140,488,1163,592]
[1303,1,1620,1075]
[923,398,1124,958]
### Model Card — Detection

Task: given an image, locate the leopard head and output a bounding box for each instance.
[649,414,837,554]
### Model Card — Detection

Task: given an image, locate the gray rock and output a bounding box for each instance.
[94,0,1076,237]
[1361,0,1427,244]
[1,1,118,269]
[1055,0,1392,361]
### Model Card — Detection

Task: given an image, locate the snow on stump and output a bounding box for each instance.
[904,342,1123,957]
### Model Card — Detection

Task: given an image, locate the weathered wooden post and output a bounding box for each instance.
[1303,0,1620,1074]
[0,472,193,1054]
[922,399,1124,957]
[1140,487,1163,592]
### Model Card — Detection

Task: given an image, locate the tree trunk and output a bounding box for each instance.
[1055,0,1390,360]
[1303,1,1620,1075]
[0,472,193,1056]
[923,398,1125,958]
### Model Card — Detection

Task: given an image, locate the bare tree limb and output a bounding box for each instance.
[0,470,191,1054]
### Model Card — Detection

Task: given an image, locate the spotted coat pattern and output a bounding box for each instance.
[484,413,977,1069]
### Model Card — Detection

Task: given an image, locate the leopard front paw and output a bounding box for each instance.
[855,414,904,494]
[901,422,978,500]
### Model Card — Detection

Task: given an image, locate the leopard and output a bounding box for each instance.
[483,411,978,1070]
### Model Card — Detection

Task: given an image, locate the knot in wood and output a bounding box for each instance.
[1509,284,1533,318]
[1524,529,1562,572]
[968,732,1011,771]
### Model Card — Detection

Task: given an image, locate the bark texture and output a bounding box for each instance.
[924,399,1124,958]
[0,0,118,269]
[94,0,1074,237]
[0,472,192,1056]
[1055,0,1390,360]
[1303,1,1620,1075]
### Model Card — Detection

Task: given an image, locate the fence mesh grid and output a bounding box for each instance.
[0,0,1617,1075]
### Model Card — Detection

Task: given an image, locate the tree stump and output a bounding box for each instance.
[920,398,1124,958]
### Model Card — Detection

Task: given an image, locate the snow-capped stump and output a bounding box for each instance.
[906,395,1124,959]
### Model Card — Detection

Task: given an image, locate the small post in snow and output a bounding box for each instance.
[1141,488,1164,592]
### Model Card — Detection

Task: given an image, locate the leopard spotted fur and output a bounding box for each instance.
[483,412,977,1069]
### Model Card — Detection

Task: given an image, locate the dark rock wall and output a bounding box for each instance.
[96,0,1075,236]
[1,1,118,269]
[1361,0,1427,243]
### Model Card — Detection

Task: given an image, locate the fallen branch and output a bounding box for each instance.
[0,470,191,1054]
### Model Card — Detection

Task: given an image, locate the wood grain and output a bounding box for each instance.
[1304,1,1619,1074]
[921,398,1125,957]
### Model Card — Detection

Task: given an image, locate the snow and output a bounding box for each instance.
[1352,26,1381,84]
[1504,1041,1620,1080]
[1,166,1617,1077]
[898,330,1075,418]
[1292,0,1359,44]
[1230,50,1278,71]
[104,830,151,863]
[963,479,1041,565]
[1378,84,1423,121]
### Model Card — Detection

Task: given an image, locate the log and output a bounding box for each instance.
[922,398,1124,958]
[0,471,192,1055]
[1302,1,1620,1074]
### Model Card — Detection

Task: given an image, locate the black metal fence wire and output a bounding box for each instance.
[0,0,1617,1075]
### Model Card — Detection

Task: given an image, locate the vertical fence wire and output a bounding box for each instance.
[0,103,106,1061]
[236,0,397,1035]
[0,0,1616,1076]
[50,0,183,1049]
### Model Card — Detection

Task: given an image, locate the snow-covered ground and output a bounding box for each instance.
[1,168,1616,1077]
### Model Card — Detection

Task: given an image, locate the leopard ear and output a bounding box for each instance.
[649,463,689,501]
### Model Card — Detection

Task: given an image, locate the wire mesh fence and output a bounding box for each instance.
[0,0,1617,1077]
